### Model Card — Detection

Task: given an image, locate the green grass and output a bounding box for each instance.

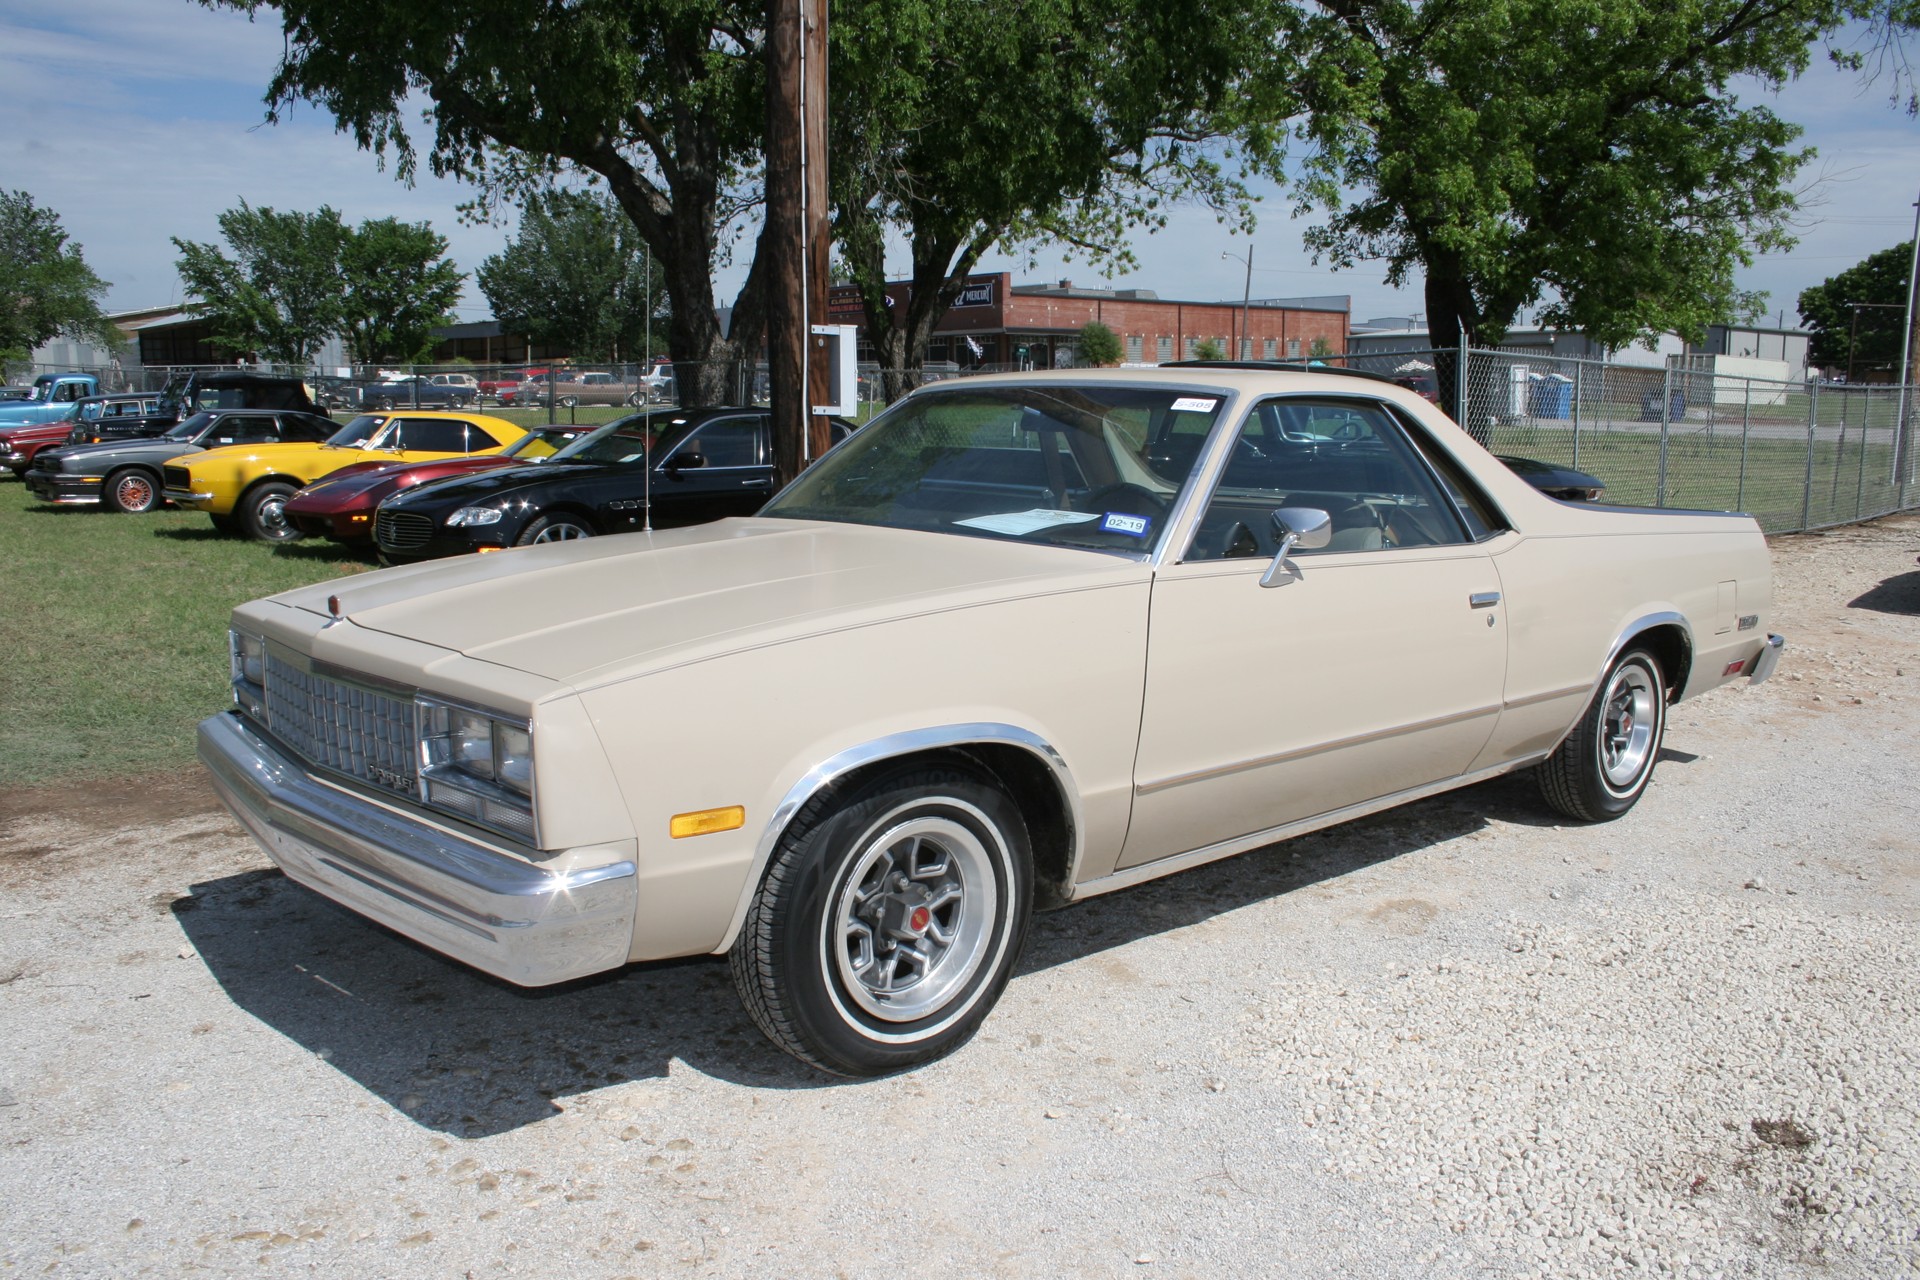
[0,481,369,787]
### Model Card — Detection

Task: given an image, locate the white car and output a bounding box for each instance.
[199,364,1783,1076]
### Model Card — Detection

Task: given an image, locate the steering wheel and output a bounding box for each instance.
[1081,482,1171,520]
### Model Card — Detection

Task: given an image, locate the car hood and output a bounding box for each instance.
[46,439,198,465]
[272,518,1145,689]
[304,455,505,498]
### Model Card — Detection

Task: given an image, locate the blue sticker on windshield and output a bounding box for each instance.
[1101,512,1151,537]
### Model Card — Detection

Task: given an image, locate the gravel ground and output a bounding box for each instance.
[3,514,1918,1279]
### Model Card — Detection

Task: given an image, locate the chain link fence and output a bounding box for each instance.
[8,351,1913,535]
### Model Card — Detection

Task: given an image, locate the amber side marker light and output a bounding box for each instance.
[476,545,505,554]
[671,805,746,839]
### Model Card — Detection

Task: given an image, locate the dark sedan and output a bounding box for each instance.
[360,377,479,411]
[373,407,856,561]
[285,423,596,545]
[26,409,336,513]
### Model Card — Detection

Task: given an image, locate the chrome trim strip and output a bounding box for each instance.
[1133,704,1503,796]
[1502,683,1589,712]
[197,711,634,986]
[716,722,1085,951]
[164,488,213,503]
[1071,752,1550,901]
[1748,633,1785,684]
[1469,591,1502,608]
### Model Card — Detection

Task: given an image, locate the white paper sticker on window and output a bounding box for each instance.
[1171,397,1217,413]
[953,509,1100,536]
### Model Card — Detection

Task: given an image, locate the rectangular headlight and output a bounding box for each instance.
[418,696,537,843]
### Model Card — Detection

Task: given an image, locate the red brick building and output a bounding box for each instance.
[828,273,1350,369]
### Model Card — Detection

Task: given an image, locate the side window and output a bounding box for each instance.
[679,417,763,468]
[210,415,277,444]
[1394,412,1508,541]
[388,418,471,452]
[281,413,332,443]
[1184,398,1469,563]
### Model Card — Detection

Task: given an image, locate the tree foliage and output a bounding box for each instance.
[174,202,465,365]
[477,191,667,362]
[0,192,118,362]
[1286,0,1857,365]
[829,0,1294,396]
[1797,241,1915,373]
[1078,321,1123,367]
[173,202,348,364]
[201,0,768,404]
[340,217,465,363]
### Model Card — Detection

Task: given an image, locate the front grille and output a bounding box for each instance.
[376,509,434,551]
[163,464,191,490]
[262,651,418,795]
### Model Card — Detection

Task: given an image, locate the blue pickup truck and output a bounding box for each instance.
[0,373,102,426]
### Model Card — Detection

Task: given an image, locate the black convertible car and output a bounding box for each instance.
[373,406,858,561]
[26,409,336,512]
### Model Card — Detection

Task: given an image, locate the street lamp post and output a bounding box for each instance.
[1221,247,1254,359]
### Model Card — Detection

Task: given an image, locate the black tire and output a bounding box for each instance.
[729,764,1033,1076]
[103,468,160,514]
[1539,647,1667,822]
[558,394,579,409]
[239,481,304,543]
[514,514,593,546]
[626,392,645,407]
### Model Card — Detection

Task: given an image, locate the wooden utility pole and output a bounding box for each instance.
[766,0,832,490]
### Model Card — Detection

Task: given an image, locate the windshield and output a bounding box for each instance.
[164,412,217,443]
[324,414,389,448]
[762,383,1225,554]
[547,409,687,465]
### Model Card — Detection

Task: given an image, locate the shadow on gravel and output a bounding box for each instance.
[173,769,1575,1134]
[1848,570,1920,616]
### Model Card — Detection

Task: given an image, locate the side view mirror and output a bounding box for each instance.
[1260,507,1332,588]
[665,449,705,471]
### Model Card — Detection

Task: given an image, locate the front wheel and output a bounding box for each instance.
[558,394,579,409]
[514,514,593,545]
[104,468,160,514]
[626,392,645,407]
[1538,647,1667,821]
[729,764,1033,1076]
[240,481,303,543]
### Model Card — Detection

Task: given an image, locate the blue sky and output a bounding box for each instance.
[3,0,1914,331]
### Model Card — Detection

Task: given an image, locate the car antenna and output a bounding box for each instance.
[643,416,652,533]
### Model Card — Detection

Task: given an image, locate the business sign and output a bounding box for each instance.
[951,276,995,308]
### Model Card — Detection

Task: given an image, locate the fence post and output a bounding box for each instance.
[1455,332,1469,429]
[1801,380,1819,532]
[1735,380,1751,514]
[1656,366,1672,507]
[1571,362,1583,470]
[1856,387,1871,520]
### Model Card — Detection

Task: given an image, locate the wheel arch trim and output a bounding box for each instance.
[1547,609,1691,757]
[715,722,1083,952]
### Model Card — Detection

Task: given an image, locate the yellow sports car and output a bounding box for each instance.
[163,411,526,542]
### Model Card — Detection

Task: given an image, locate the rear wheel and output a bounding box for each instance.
[558,394,579,409]
[240,481,303,543]
[103,468,160,514]
[730,764,1033,1076]
[1539,647,1667,821]
[514,514,593,545]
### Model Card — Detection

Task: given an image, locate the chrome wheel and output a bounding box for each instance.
[525,518,590,544]
[1599,663,1658,793]
[242,481,303,543]
[106,470,158,513]
[827,809,998,1023]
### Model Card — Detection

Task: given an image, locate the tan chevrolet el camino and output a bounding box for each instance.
[199,365,1784,1075]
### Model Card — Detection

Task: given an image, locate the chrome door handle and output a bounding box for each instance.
[1469,591,1502,609]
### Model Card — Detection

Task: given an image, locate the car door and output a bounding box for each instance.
[650,414,774,526]
[1118,395,1511,869]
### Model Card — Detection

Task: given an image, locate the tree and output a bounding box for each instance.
[201,0,769,405]
[0,192,118,363]
[1798,241,1913,375]
[339,217,465,363]
[1079,321,1123,367]
[1192,338,1226,360]
[829,0,1294,399]
[173,202,347,364]
[477,191,666,362]
[1283,0,1859,410]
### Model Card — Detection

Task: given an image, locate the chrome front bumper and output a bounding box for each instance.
[197,711,637,986]
[164,488,212,504]
[1749,633,1786,684]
